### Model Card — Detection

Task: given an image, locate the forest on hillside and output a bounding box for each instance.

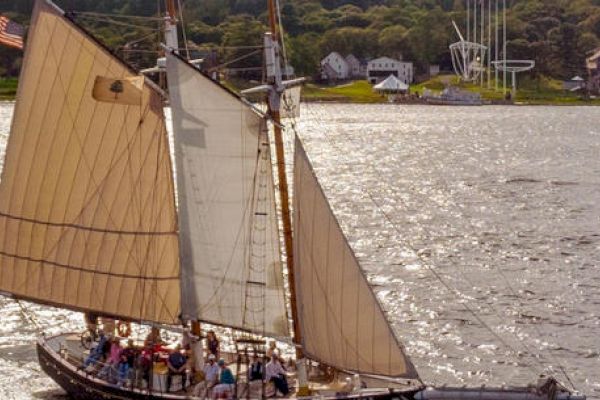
[0,0,599,80]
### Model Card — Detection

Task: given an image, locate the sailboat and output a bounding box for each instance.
[0,1,587,399]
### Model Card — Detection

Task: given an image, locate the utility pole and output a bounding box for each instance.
[495,0,499,90]
[480,0,484,86]
[503,0,507,95]
[467,0,470,44]
[488,0,492,88]
[473,0,477,58]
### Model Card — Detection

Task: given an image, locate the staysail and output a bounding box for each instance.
[293,138,419,378]
[165,52,289,337]
[0,0,180,325]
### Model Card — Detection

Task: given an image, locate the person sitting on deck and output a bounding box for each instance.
[97,336,122,382]
[206,330,220,359]
[136,344,153,388]
[212,359,235,399]
[193,353,220,398]
[248,355,264,382]
[144,327,163,348]
[266,353,289,397]
[120,339,138,381]
[82,329,108,369]
[121,339,137,367]
[116,353,130,387]
[167,344,188,392]
[266,340,279,359]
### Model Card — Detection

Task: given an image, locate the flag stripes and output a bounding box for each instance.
[0,16,24,50]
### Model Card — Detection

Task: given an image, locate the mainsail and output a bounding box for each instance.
[293,138,419,379]
[0,0,180,324]
[165,52,289,337]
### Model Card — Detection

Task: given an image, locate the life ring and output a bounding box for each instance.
[117,321,131,337]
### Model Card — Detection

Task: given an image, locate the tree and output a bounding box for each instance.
[289,33,322,76]
[320,27,379,59]
[378,25,408,59]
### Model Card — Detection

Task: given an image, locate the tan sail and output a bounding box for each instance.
[0,0,180,324]
[165,52,289,337]
[293,138,419,378]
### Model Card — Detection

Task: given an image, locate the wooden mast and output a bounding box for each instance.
[166,0,177,22]
[163,0,179,51]
[266,0,308,379]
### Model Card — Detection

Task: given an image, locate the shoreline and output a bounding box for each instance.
[301,77,600,106]
[299,98,600,106]
[1,96,598,106]
[2,78,598,106]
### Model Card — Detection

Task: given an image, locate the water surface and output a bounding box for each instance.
[0,102,599,398]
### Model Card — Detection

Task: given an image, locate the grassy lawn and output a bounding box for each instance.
[302,80,386,103]
[3,74,598,105]
[0,77,18,100]
[301,75,600,105]
[414,74,600,105]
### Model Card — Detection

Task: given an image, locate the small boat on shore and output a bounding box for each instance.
[423,86,483,105]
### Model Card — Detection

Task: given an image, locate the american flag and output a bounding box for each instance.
[0,15,24,50]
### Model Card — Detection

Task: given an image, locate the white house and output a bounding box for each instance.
[367,57,413,84]
[321,52,350,81]
[345,54,366,79]
[588,47,600,93]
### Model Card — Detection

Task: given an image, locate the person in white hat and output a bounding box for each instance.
[194,353,220,397]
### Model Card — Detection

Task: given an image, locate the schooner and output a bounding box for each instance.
[0,0,588,399]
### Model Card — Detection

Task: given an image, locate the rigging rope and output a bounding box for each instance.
[275,0,289,75]
[71,11,164,21]
[177,0,190,59]
[73,14,158,32]
[207,49,263,73]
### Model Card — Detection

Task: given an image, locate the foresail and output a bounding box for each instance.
[293,138,419,379]
[0,0,180,325]
[165,52,289,337]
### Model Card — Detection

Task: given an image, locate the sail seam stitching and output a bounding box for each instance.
[0,212,177,235]
[0,250,179,280]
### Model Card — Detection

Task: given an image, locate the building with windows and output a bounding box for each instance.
[367,57,413,85]
[587,48,600,94]
[320,52,350,81]
[345,54,367,79]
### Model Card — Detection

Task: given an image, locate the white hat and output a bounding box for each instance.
[208,354,216,360]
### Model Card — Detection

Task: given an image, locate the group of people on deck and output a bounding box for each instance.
[82,321,290,398]
[194,338,289,398]
[82,330,136,387]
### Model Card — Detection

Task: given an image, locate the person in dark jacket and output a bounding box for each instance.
[248,356,264,382]
[167,344,188,392]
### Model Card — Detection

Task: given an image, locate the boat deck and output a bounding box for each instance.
[39,332,421,399]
